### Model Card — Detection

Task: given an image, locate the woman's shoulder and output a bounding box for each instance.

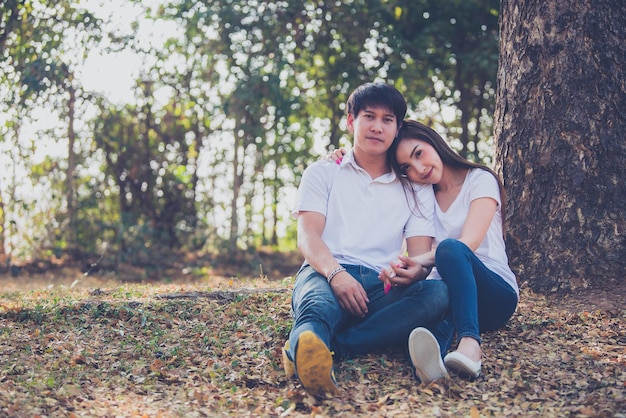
[468,167,490,178]
[465,168,501,204]
[467,168,498,185]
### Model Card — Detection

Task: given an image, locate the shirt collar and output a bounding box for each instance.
[341,149,398,183]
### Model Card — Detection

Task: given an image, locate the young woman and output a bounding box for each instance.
[332,119,519,381]
[386,120,519,379]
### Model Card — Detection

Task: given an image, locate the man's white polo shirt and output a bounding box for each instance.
[294,150,435,272]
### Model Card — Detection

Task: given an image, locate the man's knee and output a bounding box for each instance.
[409,279,449,311]
[429,280,450,311]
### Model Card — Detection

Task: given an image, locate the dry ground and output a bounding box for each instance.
[0,264,624,417]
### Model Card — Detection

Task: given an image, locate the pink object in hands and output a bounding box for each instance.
[384,282,391,295]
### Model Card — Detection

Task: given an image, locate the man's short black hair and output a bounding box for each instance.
[346,83,407,129]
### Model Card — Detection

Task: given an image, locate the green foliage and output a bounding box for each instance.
[385,0,499,161]
[1,0,500,264]
[0,0,101,106]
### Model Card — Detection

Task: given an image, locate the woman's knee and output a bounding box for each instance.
[435,239,470,265]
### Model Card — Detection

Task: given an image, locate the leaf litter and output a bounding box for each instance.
[0,279,624,417]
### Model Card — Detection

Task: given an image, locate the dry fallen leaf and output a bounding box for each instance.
[470,405,479,418]
[0,282,623,417]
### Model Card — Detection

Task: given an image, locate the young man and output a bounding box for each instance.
[283,82,449,396]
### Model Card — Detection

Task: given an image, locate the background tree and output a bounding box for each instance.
[386,0,499,163]
[289,0,388,150]
[0,0,101,260]
[494,0,626,293]
[1,0,502,271]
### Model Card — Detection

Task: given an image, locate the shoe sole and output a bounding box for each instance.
[444,352,481,380]
[408,328,449,385]
[295,331,338,396]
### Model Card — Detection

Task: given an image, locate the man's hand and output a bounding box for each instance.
[330,271,369,317]
[379,255,427,287]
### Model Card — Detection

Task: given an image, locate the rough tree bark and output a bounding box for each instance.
[494,0,626,293]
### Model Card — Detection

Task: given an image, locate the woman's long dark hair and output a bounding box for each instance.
[388,120,507,234]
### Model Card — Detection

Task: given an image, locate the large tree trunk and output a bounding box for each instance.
[494,0,626,293]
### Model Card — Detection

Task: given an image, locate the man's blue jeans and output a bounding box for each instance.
[286,264,449,360]
[431,239,518,355]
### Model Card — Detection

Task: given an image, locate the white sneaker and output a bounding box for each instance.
[408,327,449,385]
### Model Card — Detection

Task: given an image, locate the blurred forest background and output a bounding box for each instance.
[1,0,501,276]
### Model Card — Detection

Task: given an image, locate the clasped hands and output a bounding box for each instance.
[379,254,426,289]
[330,255,425,318]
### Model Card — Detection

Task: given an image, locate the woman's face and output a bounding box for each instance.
[395,138,442,185]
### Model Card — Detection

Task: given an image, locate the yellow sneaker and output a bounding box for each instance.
[282,340,296,378]
[295,330,338,397]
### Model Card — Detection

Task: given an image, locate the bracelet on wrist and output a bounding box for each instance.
[326,266,346,284]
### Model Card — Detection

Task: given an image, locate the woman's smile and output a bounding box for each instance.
[422,167,434,180]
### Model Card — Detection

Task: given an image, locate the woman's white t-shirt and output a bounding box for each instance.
[427,168,519,298]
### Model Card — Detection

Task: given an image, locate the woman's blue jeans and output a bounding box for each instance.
[287,264,449,360]
[431,239,518,355]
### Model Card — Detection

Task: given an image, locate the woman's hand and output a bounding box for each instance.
[325,147,348,164]
[379,255,426,289]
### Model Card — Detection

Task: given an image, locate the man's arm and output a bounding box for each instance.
[297,211,370,317]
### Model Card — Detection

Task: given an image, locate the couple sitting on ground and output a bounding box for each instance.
[281,82,519,396]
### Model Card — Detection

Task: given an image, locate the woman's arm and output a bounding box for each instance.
[327,147,348,163]
[381,197,498,286]
[379,236,433,287]
[458,197,498,251]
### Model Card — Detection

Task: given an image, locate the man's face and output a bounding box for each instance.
[347,106,399,157]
